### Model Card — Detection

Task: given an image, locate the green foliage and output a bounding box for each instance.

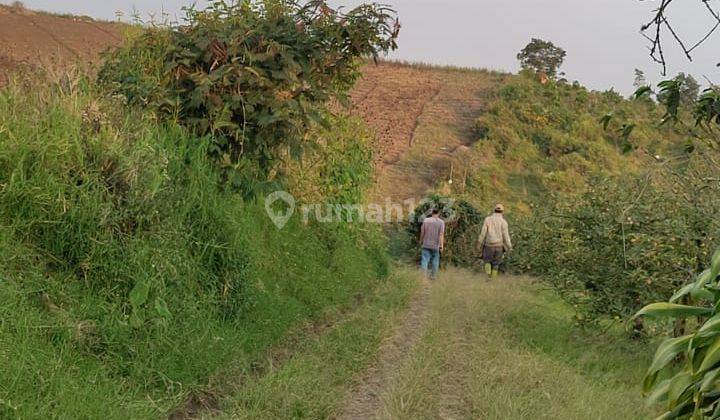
[0,74,388,417]
[696,88,720,126]
[99,0,398,180]
[629,67,720,414]
[510,152,720,322]
[454,73,684,213]
[406,195,484,267]
[284,114,374,205]
[635,248,720,419]
[516,38,567,78]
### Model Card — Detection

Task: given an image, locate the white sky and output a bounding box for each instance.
[2,0,719,93]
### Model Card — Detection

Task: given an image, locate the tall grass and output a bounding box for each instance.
[0,75,389,418]
[455,72,686,212]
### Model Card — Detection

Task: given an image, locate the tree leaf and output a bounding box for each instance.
[646,378,671,405]
[700,366,720,393]
[667,371,693,408]
[712,248,720,279]
[670,283,695,303]
[644,335,693,392]
[697,314,720,339]
[599,113,613,131]
[698,337,720,374]
[635,303,713,319]
[633,86,653,100]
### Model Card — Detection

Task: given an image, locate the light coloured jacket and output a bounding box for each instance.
[478,213,512,250]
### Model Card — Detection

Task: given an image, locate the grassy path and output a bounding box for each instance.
[213,269,419,419]
[377,269,653,419]
[211,268,655,419]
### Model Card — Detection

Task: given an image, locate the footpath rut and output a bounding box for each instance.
[338,279,431,420]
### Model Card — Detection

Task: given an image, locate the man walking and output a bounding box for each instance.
[477,204,512,278]
[419,208,445,280]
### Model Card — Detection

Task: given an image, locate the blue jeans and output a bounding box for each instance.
[420,248,440,279]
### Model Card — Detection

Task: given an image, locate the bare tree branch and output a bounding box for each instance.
[641,0,720,74]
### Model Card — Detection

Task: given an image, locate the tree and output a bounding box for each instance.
[634,4,720,415]
[516,38,567,78]
[676,72,701,107]
[633,68,647,89]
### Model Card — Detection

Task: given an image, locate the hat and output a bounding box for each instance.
[494,203,505,213]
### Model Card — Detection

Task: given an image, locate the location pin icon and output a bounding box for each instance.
[265,191,296,229]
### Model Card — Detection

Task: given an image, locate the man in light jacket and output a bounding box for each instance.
[477,204,512,278]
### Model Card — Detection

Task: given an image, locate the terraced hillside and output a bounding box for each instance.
[350,63,506,202]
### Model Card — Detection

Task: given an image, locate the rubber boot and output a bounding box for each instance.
[484,263,492,276]
[491,268,499,278]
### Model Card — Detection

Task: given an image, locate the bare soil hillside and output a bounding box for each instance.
[352,63,505,202]
[0,6,503,203]
[0,5,122,80]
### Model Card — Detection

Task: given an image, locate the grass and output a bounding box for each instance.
[452,71,687,213]
[375,58,509,75]
[176,267,658,419]
[216,268,418,419]
[0,76,389,418]
[377,268,655,419]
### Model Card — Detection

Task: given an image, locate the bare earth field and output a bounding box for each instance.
[0,5,122,76]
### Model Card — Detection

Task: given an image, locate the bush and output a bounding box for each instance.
[99,0,399,182]
[510,155,720,322]
[284,113,374,205]
[406,195,484,267]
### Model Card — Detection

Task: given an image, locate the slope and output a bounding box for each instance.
[351,62,506,203]
[0,4,122,80]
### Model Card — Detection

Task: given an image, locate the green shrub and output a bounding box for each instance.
[284,113,374,205]
[99,0,398,181]
[510,155,720,322]
[406,195,484,267]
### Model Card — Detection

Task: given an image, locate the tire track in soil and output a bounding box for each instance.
[338,279,432,420]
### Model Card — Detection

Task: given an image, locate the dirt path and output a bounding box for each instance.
[338,278,431,420]
[192,268,653,419]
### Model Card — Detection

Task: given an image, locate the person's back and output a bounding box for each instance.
[478,204,512,278]
[421,216,445,251]
[481,213,511,249]
[419,210,445,280]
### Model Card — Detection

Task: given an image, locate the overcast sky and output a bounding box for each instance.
[3,0,718,93]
